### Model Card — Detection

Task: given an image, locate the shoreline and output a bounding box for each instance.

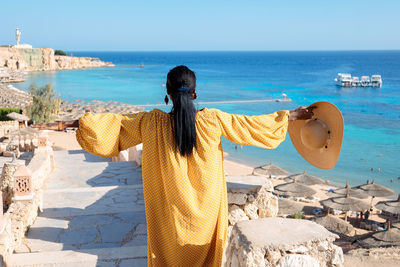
[0,83,144,119]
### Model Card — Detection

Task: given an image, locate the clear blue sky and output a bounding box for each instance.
[1,0,399,51]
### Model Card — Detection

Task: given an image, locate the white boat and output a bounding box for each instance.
[351,76,361,87]
[335,73,382,88]
[360,76,370,87]
[371,75,382,87]
[334,73,352,87]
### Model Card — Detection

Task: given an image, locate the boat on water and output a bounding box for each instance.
[351,76,360,87]
[371,75,382,87]
[360,76,370,87]
[334,73,382,88]
[335,73,352,87]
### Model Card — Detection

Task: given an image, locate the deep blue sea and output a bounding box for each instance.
[14,51,400,192]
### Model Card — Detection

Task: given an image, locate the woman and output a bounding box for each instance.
[76,65,313,266]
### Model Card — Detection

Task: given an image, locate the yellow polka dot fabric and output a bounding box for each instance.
[76,108,289,267]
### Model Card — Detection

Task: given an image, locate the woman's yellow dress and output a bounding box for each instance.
[76,108,289,266]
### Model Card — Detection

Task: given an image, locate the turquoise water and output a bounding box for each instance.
[14,51,400,192]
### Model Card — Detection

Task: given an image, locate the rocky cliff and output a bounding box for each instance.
[0,47,114,71]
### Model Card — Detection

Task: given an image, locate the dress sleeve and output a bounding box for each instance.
[76,112,145,157]
[214,109,290,149]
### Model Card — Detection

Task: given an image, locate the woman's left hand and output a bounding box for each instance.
[289,106,314,121]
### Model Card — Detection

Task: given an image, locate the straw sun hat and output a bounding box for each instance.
[288,101,344,169]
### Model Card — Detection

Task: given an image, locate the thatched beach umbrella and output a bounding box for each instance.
[360,224,400,248]
[328,181,369,199]
[376,194,400,218]
[356,180,395,208]
[274,179,317,198]
[392,221,400,229]
[252,161,289,179]
[284,171,325,185]
[374,228,400,242]
[7,112,29,122]
[321,196,370,213]
[321,188,370,221]
[313,215,354,235]
[277,198,303,215]
[357,181,395,198]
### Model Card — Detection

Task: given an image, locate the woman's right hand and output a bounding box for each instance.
[288,106,315,121]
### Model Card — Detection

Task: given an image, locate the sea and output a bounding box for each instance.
[13,51,400,193]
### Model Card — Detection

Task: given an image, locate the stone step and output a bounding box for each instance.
[41,185,145,218]
[46,150,142,189]
[9,149,148,266]
[45,184,143,194]
[8,246,147,267]
[15,210,147,253]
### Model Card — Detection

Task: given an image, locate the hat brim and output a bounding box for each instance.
[288,101,344,169]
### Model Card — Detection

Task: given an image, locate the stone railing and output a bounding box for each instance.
[224,218,344,267]
[227,175,278,225]
[0,133,38,159]
[0,134,54,262]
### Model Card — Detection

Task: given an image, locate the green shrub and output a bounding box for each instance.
[0,108,22,121]
[26,83,61,123]
[54,49,67,56]
[290,211,305,219]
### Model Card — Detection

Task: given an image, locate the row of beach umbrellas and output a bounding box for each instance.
[255,163,399,218]
[270,168,399,219]
[262,166,399,248]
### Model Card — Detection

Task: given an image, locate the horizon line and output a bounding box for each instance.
[67,49,400,52]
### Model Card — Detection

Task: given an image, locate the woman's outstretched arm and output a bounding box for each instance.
[76,112,145,157]
[214,107,313,149]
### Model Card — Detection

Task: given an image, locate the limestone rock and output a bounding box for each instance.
[228,192,247,205]
[256,193,278,217]
[277,254,319,267]
[0,47,113,72]
[288,245,309,254]
[227,175,273,194]
[0,143,7,153]
[228,205,249,225]
[266,250,281,265]
[224,218,343,267]
[243,203,258,220]
[318,240,329,251]
[226,175,278,225]
[331,246,344,265]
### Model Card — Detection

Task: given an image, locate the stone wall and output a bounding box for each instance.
[227,175,278,226]
[0,47,113,71]
[0,121,18,139]
[0,141,54,261]
[224,218,344,267]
